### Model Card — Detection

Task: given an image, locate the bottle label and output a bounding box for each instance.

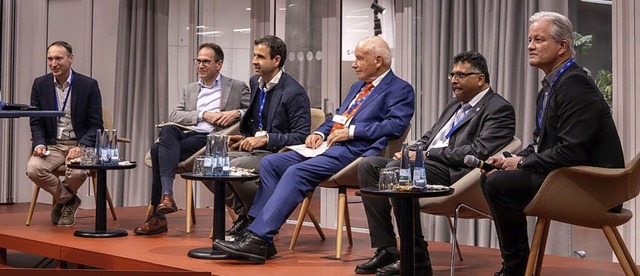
[399,168,411,184]
[413,167,427,187]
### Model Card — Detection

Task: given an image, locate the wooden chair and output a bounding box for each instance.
[289,125,411,259]
[419,137,521,275]
[524,152,640,276]
[26,108,124,226]
[143,123,240,233]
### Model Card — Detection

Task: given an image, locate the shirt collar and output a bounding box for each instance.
[465,86,490,108]
[369,69,391,88]
[258,69,283,92]
[54,70,73,87]
[542,58,572,87]
[199,74,221,89]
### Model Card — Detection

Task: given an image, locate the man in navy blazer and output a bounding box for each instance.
[356,51,516,276]
[214,36,415,264]
[482,12,624,276]
[26,41,103,227]
[202,35,311,236]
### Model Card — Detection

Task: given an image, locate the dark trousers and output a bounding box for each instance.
[358,156,451,265]
[150,126,207,207]
[480,169,545,276]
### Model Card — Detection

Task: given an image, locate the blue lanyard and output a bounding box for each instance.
[537,58,575,128]
[257,86,267,131]
[345,84,372,114]
[444,106,469,139]
[53,73,74,120]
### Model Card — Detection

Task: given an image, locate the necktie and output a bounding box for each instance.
[453,103,472,126]
[330,83,374,134]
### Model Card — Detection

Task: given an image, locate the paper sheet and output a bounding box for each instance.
[286,142,328,158]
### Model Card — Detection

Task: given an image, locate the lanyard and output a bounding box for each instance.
[257,86,267,131]
[53,73,74,121]
[537,58,575,128]
[444,107,469,139]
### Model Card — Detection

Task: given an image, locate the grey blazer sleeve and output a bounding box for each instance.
[169,82,201,125]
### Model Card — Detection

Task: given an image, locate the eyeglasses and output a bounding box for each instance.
[448,72,482,80]
[193,59,219,66]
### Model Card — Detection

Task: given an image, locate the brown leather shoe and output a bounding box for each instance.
[156,193,178,215]
[134,216,168,235]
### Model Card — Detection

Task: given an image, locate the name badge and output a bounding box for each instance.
[332,115,348,125]
[255,131,267,137]
[57,126,65,140]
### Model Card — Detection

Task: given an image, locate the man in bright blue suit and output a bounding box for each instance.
[214,36,415,264]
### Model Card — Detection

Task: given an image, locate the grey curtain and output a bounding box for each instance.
[419,0,571,255]
[112,0,169,206]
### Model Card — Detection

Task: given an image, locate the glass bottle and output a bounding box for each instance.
[110,129,119,165]
[413,143,427,187]
[399,142,412,186]
[204,134,214,176]
[220,135,230,176]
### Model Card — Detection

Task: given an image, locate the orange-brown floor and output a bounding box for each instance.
[0,202,629,276]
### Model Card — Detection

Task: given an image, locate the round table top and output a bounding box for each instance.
[180,172,259,182]
[67,162,137,170]
[360,186,454,198]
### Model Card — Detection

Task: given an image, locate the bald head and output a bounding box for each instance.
[352,36,392,82]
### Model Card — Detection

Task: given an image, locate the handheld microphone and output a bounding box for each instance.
[463,155,497,172]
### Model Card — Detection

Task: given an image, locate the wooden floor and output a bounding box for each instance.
[0,202,629,276]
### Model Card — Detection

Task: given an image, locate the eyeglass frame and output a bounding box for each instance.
[193,58,220,66]
[447,71,482,80]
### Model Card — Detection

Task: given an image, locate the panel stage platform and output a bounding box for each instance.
[0,204,628,275]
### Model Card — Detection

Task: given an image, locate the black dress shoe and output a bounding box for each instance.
[226,215,253,236]
[355,247,400,274]
[375,260,433,276]
[214,231,269,264]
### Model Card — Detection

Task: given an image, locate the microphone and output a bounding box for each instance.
[464,155,497,172]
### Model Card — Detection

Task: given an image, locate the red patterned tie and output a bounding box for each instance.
[330,83,374,134]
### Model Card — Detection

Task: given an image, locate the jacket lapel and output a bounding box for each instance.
[219,75,231,110]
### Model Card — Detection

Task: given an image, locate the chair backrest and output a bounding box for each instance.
[321,124,412,188]
[310,108,326,133]
[102,108,113,131]
[524,151,640,228]
[419,136,522,218]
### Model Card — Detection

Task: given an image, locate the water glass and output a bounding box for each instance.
[378,167,400,191]
[192,156,206,176]
[81,147,97,165]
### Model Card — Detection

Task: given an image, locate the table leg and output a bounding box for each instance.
[188,180,228,259]
[74,169,127,238]
[398,198,415,276]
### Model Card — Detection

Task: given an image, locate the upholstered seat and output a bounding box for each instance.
[524,152,640,276]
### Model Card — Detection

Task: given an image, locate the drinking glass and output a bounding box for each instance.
[81,147,97,165]
[192,156,206,176]
[378,167,400,191]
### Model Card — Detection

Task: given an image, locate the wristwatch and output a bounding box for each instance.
[517,157,525,169]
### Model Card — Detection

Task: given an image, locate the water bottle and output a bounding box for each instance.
[204,134,214,176]
[399,142,412,185]
[110,129,119,165]
[95,129,103,163]
[413,143,427,187]
[212,135,222,176]
[101,129,111,165]
[220,135,230,176]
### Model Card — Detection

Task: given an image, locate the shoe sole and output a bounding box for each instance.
[213,240,266,264]
[134,227,168,235]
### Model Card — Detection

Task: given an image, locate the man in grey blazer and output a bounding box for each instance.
[356,51,516,276]
[134,42,250,235]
